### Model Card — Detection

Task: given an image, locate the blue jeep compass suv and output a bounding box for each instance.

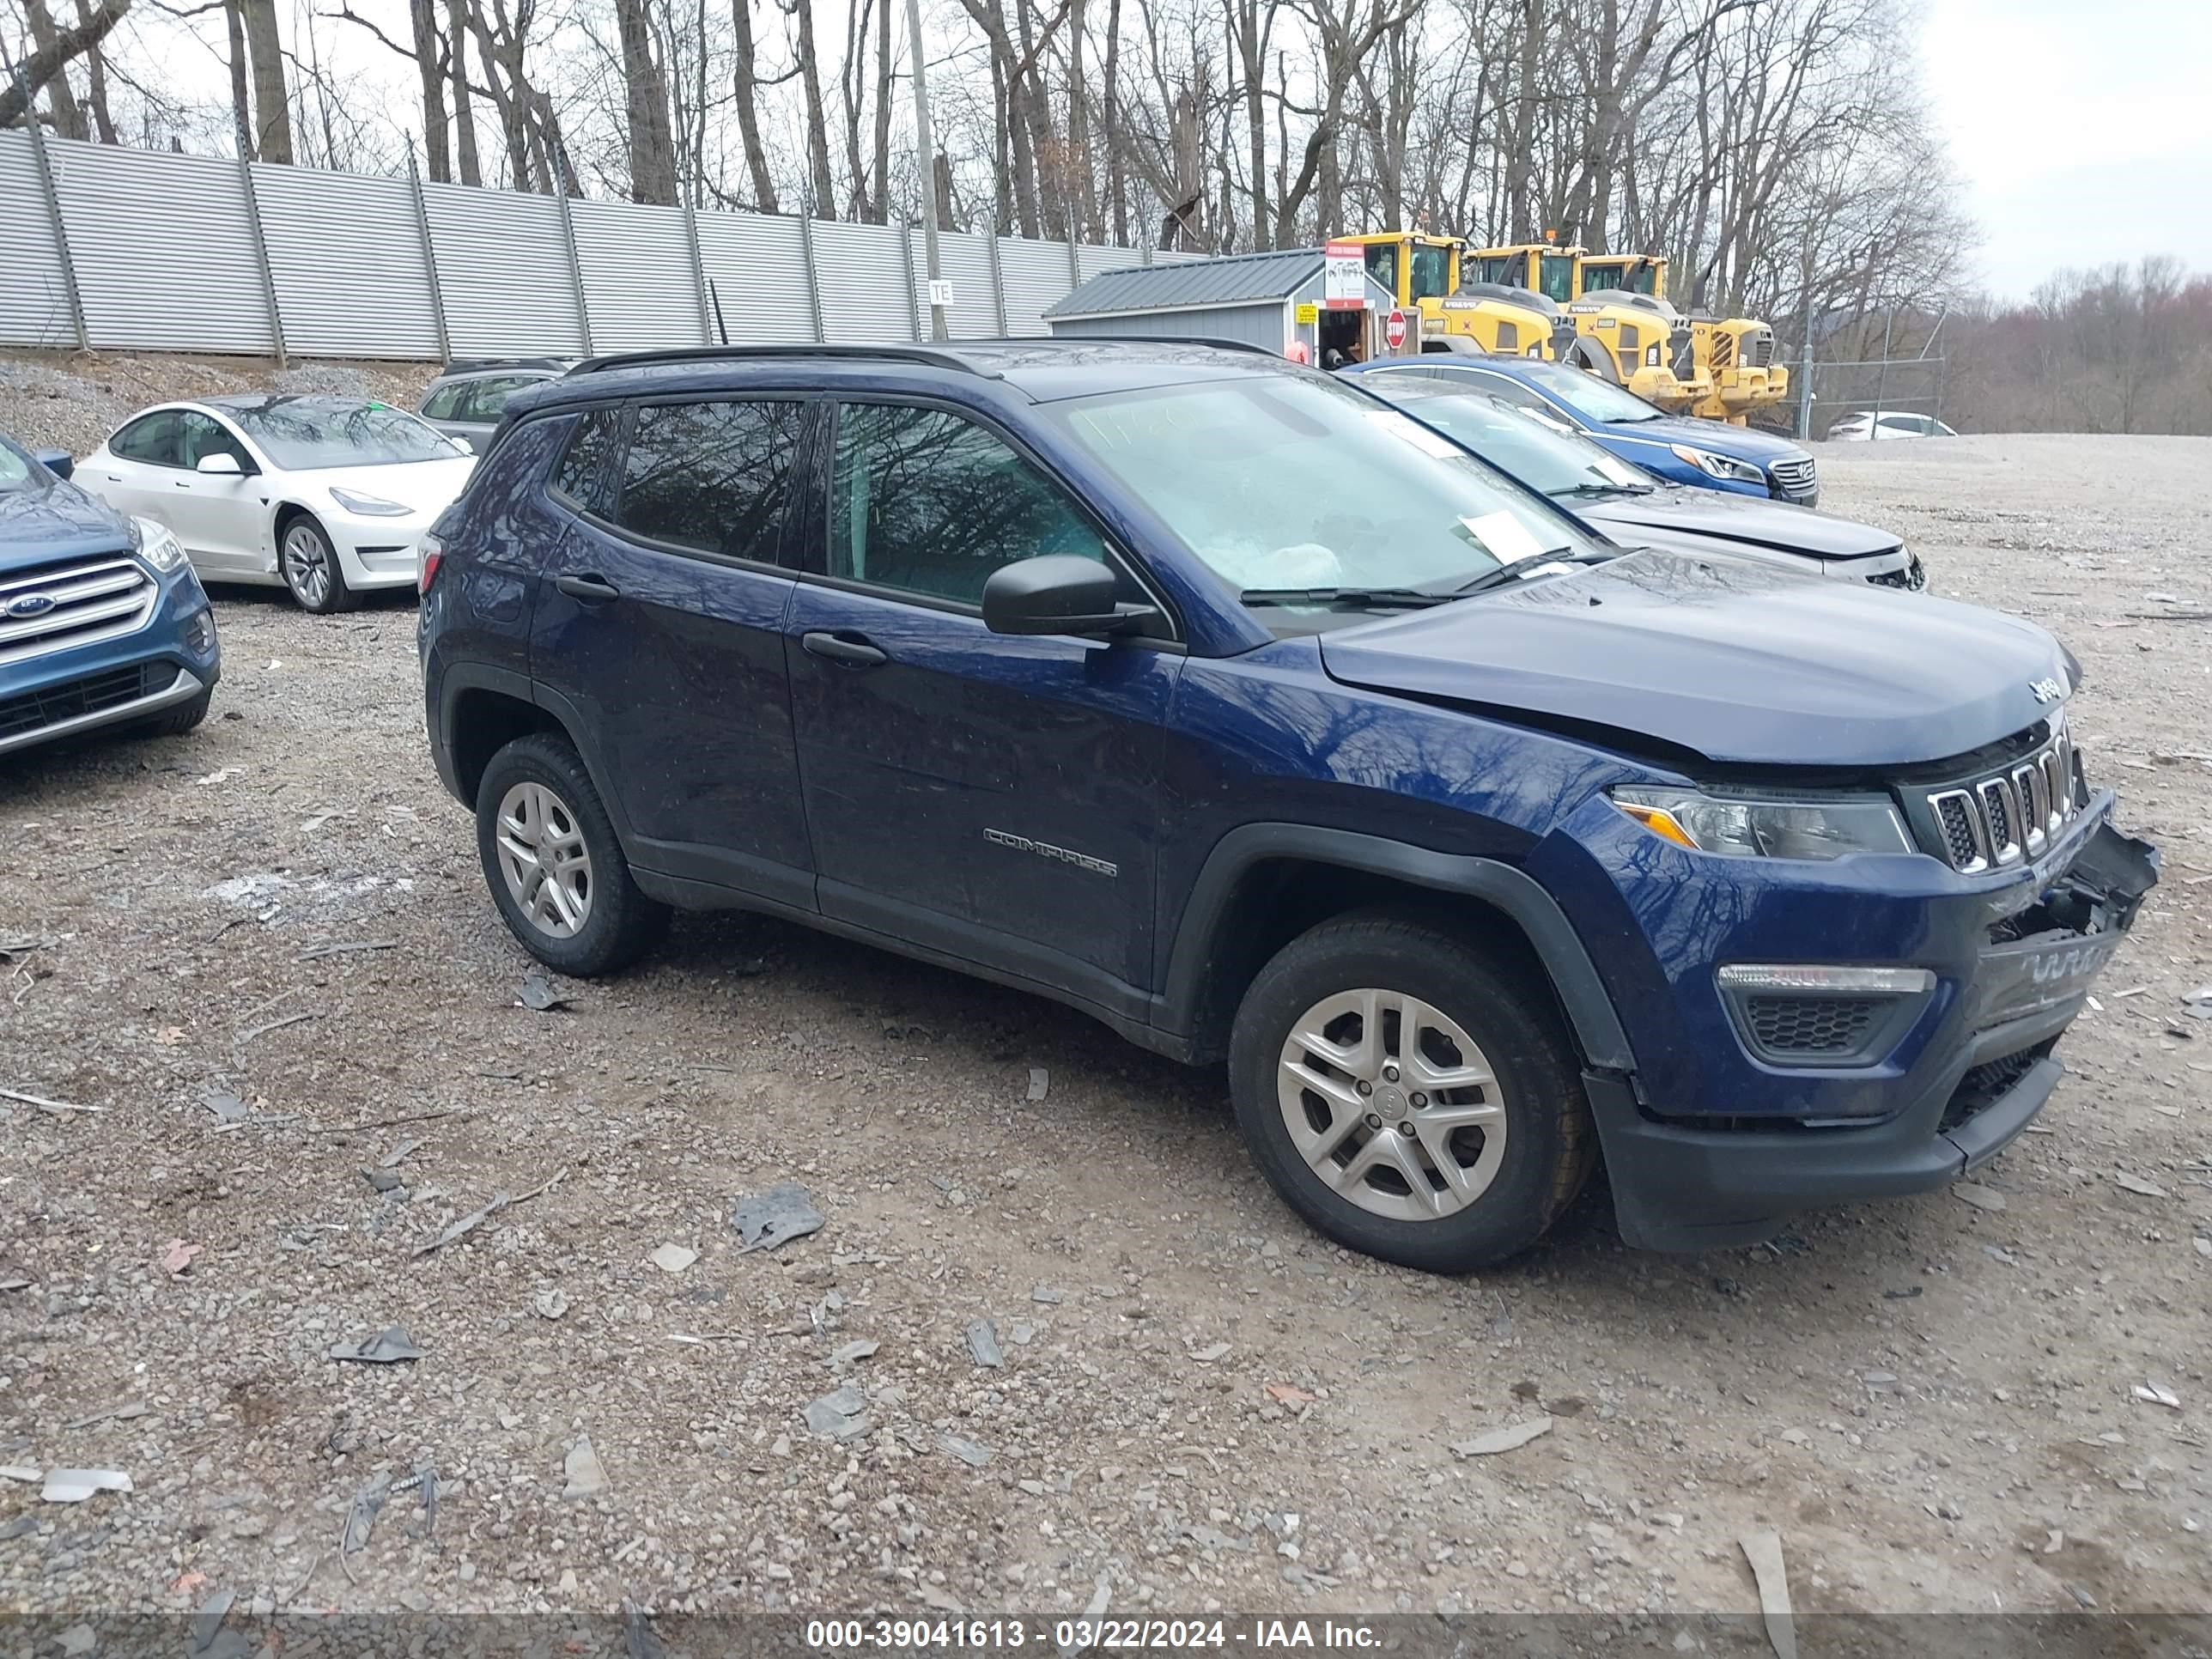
[418,342,2155,1269]
[2,431,220,760]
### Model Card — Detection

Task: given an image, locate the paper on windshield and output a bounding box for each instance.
[1365,408,1464,460]
[1459,511,1547,565]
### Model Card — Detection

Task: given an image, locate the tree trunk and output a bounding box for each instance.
[1233,0,1267,247]
[408,0,452,180]
[22,0,89,140]
[615,0,677,202]
[839,0,872,218]
[871,0,891,222]
[789,0,838,213]
[447,0,479,184]
[1505,0,1540,238]
[1103,0,1125,243]
[70,0,118,142]
[240,0,293,163]
[222,0,254,155]
[0,0,126,132]
[1066,0,1092,240]
[730,0,780,212]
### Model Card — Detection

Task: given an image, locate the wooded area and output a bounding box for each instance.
[4,0,1973,323]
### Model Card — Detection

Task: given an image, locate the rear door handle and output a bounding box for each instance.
[555,573,621,604]
[801,630,888,667]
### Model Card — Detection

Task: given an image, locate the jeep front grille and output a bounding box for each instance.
[0,551,158,666]
[1925,723,2082,872]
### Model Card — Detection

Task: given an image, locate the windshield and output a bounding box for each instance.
[1362,379,1649,495]
[0,437,36,491]
[1539,253,1577,303]
[1506,360,1668,423]
[1050,374,1601,614]
[225,398,465,469]
[1465,254,1519,289]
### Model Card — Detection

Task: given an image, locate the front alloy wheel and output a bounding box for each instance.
[281,516,355,613]
[1278,988,1507,1223]
[494,780,594,939]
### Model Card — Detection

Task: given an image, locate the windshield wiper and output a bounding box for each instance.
[1238,586,1452,610]
[1451,550,1595,596]
[1549,482,1656,499]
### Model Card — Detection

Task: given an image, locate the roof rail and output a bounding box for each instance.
[569,343,1002,379]
[441,356,576,373]
[1061,335,1285,358]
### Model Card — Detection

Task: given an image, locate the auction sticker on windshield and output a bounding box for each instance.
[1460,510,1546,564]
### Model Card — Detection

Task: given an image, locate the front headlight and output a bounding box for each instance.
[1668,444,1765,485]
[1612,784,1912,860]
[130,516,188,574]
[331,486,414,517]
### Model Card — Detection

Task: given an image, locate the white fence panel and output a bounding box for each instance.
[996,238,1070,336]
[811,220,916,343]
[423,181,586,358]
[51,139,271,354]
[0,134,76,348]
[1076,242,1146,284]
[574,199,704,353]
[254,163,441,360]
[694,211,815,343]
[910,229,998,337]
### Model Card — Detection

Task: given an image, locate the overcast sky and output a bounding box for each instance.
[1919,0,2212,298]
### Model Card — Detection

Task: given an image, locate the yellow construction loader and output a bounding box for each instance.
[1467,242,1709,411]
[1579,254,1788,424]
[1336,232,1575,361]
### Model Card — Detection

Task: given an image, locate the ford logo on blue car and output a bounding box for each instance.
[5,592,57,618]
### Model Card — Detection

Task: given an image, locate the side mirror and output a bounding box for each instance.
[196,453,244,477]
[32,447,73,482]
[982,555,1158,638]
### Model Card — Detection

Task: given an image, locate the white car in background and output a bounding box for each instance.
[80,396,475,613]
[1827,410,1959,442]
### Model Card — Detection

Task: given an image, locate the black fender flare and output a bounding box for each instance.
[1157,823,1635,1073]
[434,665,640,849]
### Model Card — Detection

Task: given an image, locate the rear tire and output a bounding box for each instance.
[1227,908,1595,1273]
[475,732,668,976]
[280,514,357,614]
[132,686,211,738]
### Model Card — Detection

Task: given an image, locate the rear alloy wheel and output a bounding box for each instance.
[1229,909,1595,1272]
[281,515,356,614]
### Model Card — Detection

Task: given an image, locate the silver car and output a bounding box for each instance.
[418,359,574,453]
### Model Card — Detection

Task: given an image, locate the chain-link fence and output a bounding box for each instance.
[0,129,1197,363]
[1789,355,1948,440]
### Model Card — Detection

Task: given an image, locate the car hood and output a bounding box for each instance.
[0,465,133,572]
[293,454,477,511]
[1318,550,2069,768]
[1600,415,1808,463]
[1573,486,1898,561]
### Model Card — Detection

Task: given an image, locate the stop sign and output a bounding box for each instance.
[1385,308,1408,349]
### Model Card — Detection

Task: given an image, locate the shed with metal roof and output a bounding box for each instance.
[1042,247,1399,363]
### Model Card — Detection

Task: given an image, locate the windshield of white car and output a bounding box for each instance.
[222,398,465,469]
[1050,374,1606,613]
[1359,379,1653,497]
[0,438,36,491]
[1499,361,1669,424]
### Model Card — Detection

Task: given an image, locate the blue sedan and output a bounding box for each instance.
[1346,356,1820,507]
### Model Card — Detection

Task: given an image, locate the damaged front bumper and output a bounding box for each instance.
[1592,808,2158,1252]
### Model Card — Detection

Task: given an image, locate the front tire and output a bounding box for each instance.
[132,686,212,738]
[474,733,668,976]
[1227,909,1595,1273]
[280,514,356,614]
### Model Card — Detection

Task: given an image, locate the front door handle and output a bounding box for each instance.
[801,630,888,667]
[555,573,621,605]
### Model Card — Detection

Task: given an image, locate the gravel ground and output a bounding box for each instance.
[2,355,2209,1636]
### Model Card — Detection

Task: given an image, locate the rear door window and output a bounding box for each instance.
[611,398,804,564]
[422,382,470,421]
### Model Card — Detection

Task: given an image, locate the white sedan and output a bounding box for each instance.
[1827,410,1959,442]
[80,396,476,612]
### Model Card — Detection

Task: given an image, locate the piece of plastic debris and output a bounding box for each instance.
[831,1338,879,1368]
[1030,1285,1066,1304]
[327,1326,424,1364]
[517,974,572,1012]
[563,1434,609,1498]
[296,939,398,962]
[199,1085,247,1124]
[2112,1173,2169,1198]
[160,1238,203,1278]
[192,1586,237,1650]
[731,1181,826,1252]
[648,1243,698,1274]
[378,1137,421,1170]
[2133,1382,2181,1408]
[966,1319,1005,1369]
[1191,1340,1231,1364]
[623,1598,667,1659]
[942,1434,994,1468]
[1450,1416,1553,1457]
[2044,1528,2064,1554]
[1026,1066,1049,1102]
[803,1385,872,1441]
[1265,1382,1318,1406]
[64,1400,147,1431]
[58,1627,94,1657]
[2195,1236,2212,1260]
[42,1468,132,1504]
[343,1470,391,1554]
[1952,1181,2007,1212]
[1739,1528,1796,1659]
[1,1464,40,1483]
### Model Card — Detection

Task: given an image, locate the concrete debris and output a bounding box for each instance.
[1951,1181,2008,1212]
[941,1434,994,1468]
[1449,1416,1553,1457]
[562,1435,609,1498]
[648,1243,698,1274]
[1738,1528,1796,1659]
[731,1181,827,1252]
[966,1319,1005,1369]
[803,1385,872,1442]
[41,1468,133,1504]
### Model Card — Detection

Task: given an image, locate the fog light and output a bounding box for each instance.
[181,608,217,655]
[1717,964,1934,994]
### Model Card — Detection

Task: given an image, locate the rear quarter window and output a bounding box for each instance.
[550,408,623,516]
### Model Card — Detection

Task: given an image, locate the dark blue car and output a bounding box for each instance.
[1,432,220,761]
[418,341,2154,1269]
[1376,354,1820,506]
